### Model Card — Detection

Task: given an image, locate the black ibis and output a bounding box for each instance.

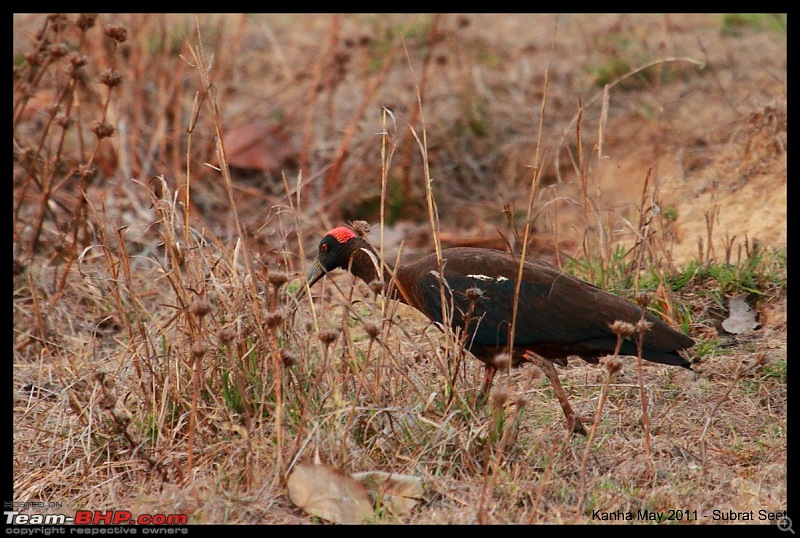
[304,226,694,434]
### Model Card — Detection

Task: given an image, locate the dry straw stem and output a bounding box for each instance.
[477,386,524,524]
[373,120,411,403]
[635,314,654,458]
[575,332,625,517]
[379,105,399,319]
[508,16,557,364]
[625,167,656,288]
[406,44,457,396]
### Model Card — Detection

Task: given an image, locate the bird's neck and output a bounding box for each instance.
[345,239,406,303]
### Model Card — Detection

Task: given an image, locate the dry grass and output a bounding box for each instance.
[13,14,786,525]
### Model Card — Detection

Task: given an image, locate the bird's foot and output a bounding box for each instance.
[568,415,589,436]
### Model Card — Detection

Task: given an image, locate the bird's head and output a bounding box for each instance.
[305,226,363,289]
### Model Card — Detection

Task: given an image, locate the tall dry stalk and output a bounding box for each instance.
[509,16,557,363]
[575,323,628,516]
[634,302,654,458]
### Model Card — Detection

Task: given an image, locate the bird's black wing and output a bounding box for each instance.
[409,248,692,363]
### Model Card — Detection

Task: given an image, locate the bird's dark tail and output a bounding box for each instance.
[619,341,693,369]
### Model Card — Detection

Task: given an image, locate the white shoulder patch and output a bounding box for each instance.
[468,274,510,283]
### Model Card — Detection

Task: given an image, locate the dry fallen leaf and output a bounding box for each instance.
[287,462,373,524]
[721,294,760,334]
[221,120,297,173]
[352,471,425,515]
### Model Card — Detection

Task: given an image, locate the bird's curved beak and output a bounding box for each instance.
[296,260,325,300]
[305,260,325,289]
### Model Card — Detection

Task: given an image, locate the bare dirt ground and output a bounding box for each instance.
[13,14,786,525]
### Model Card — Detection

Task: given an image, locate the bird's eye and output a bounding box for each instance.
[320,243,328,252]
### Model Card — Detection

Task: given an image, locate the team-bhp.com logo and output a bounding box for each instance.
[5,510,188,525]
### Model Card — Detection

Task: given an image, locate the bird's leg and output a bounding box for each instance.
[525,353,587,435]
[478,363,497,403]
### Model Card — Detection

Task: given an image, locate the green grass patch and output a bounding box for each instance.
[721,13,787,36]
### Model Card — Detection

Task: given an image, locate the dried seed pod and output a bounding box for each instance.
[368,280,384,295]
[609,320,636,339]
[350,220,370,236]
[190,300,212,319]
[25,52,44,67]
[90,120,115,139]
[635,319,653,334]
[48,43,68,59]
[491,386,508,409]
[70,53,87,68]
[104,24,128,43]
[318,329,340,345]
[191,342,208,359]
[364,323,380,341]
[268,271,289,288]
[600,355,623,376]
[492,353,511,372]
[281,350,298,367]
[334,50,351,66]
[99,68,122,88]
[218,326,235,344]
[48,14,68,31]
[464,287,484,302]
[265,309,284,329]
[76,13,98,31]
